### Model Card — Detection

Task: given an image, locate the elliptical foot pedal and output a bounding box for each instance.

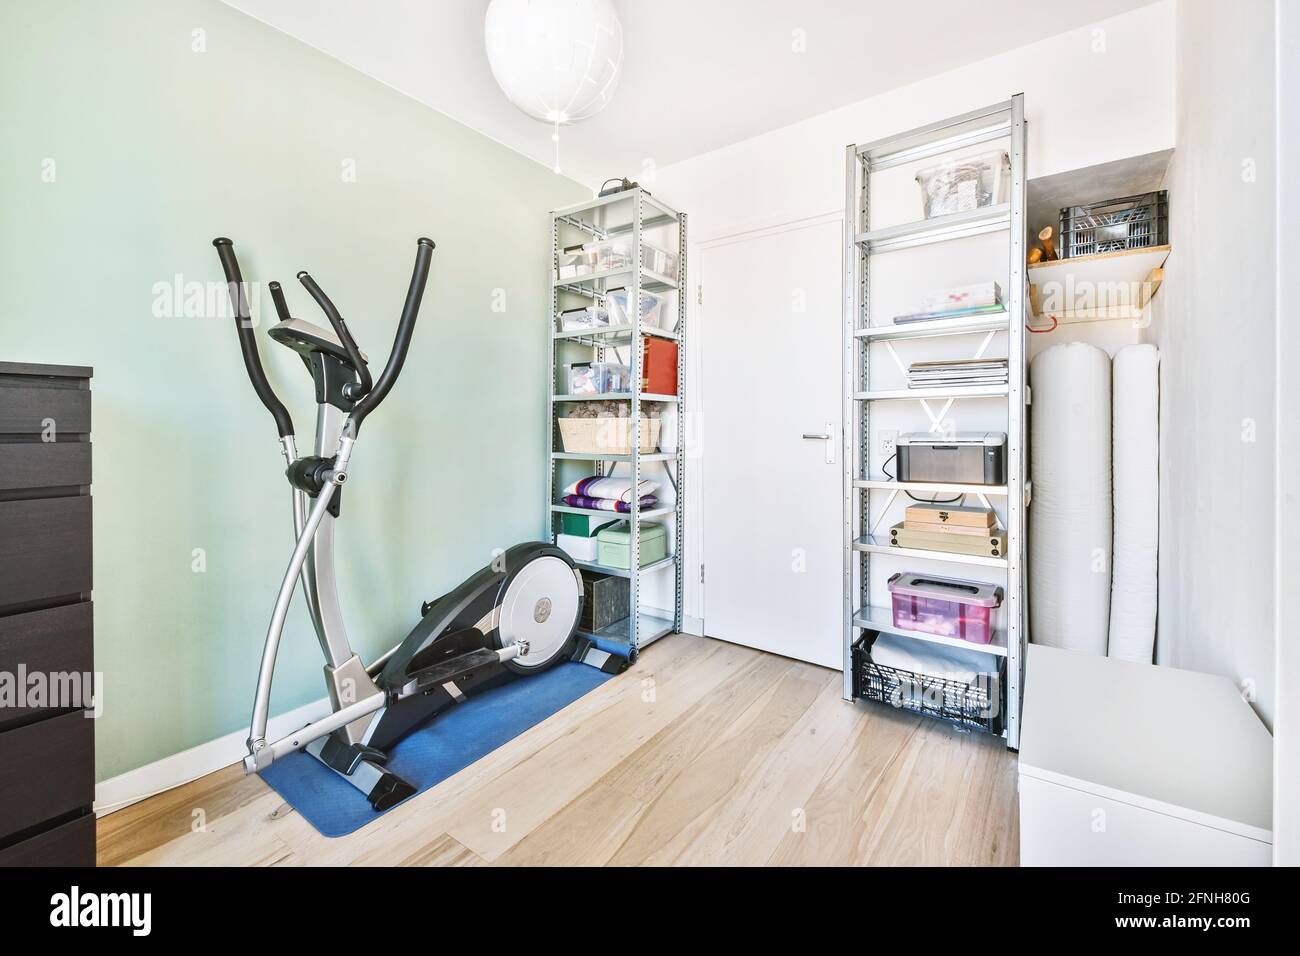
[571,637,632,674]
[368,771,417,811]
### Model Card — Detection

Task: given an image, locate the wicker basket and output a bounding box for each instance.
[558,417,661,455]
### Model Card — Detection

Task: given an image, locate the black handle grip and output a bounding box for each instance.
[213,238,295,439]
[346,238,435,436]
[268,280,292,322]
[295,271,374,397]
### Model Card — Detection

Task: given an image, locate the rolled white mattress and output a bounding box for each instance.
[1029,342,1112,655]
[1108,344,1160,662]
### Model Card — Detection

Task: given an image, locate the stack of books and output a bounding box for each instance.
[908,358,1009,388]
[889,504,1006,558]
[893,281,1003,325]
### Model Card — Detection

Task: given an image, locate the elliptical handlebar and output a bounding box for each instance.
[213,236,434,441]
[268,280,292,322]
[295,270,374,398]
[213,237,295,439]
[344,237,435,437]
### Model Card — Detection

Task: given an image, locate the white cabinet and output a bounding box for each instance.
[1019,644,1273,866]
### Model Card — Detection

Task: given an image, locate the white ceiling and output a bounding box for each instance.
[223,0,1158,188]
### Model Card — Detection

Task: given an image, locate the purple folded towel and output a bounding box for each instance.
[562,494,658,514]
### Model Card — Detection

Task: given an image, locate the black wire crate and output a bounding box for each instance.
[851,633,1004,736]
[1058,190,1168,258]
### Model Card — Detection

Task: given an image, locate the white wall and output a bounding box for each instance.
[657,2,1174,241]
[1143,0,1277,729]
[1273,0,1298,866]
[656,1,1175,628]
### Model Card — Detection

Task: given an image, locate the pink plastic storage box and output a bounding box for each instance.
[886,572,1003,644]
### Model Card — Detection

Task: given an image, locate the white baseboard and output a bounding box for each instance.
[94,696,331,817]
[682,614,705,636]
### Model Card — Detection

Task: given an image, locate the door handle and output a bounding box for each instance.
[802,423,835,463]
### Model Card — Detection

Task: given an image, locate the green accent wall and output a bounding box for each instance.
[0,0,587,780]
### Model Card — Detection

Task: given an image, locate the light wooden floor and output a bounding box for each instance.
[98,634,1018,866]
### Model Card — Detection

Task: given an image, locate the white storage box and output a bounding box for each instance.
[556,532,599,563]
[915,151,1010,219]
[606,287,668,329]
[1019,644,1273,866]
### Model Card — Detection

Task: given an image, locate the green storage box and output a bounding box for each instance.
[596,521,668,569]
[561,512,616,537]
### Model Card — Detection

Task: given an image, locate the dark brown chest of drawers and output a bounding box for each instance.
[0,362,95,866]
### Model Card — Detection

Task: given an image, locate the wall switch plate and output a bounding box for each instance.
[879,429,898,457]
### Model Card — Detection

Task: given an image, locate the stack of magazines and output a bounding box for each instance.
[908,358,1009,388]
[894,281,1003,325]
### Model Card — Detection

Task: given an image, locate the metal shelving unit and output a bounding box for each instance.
[843,96,1029,749]
[547,188,687,658]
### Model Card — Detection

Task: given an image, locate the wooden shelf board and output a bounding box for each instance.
[1028,245,1169,321]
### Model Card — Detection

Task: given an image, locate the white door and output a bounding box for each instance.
[700,218,843,668]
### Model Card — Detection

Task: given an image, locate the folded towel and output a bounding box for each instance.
[563,475,659,504]
[563,494,658,514]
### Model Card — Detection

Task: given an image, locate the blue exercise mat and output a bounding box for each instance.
[259,662,615,837]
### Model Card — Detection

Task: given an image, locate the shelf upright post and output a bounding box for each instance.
[674,210,688,632]
[842,144,863,701]
[1004,92,1027,749]
[628,190,644,652]
[547,211,559,544]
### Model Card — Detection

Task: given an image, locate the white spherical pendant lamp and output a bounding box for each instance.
[484,0,624,126]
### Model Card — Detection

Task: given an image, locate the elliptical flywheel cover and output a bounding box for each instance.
[497,555,580,672]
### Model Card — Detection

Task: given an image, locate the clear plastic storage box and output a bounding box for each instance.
[582,239,679,282]
[639,242,679,281]
[557,305,611,332]
[557,245,598,280]
[886,571,1003,644]
[583,238,637,272]
[566,362,630,395]
[915,151,1010,219]
[606,287,668,329]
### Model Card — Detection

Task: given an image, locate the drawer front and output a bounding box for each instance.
[0,603,94,731]
[0,497,92,607]
[0,710,94,842]
[1019,774,1272,866]
[0,441,92,492]
[0,385,91,435]
[0,812,94,867]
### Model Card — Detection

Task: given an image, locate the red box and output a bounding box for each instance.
[642,338,678,395]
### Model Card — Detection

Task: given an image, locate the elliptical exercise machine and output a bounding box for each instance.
[214,237,585,810]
